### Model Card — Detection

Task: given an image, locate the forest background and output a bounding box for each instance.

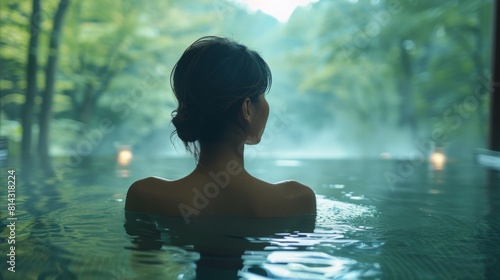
[0,0,492,167]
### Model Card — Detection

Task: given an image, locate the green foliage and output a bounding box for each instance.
[0,0,493,158]
[278,0,491,156]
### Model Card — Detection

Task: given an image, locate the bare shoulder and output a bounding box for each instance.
[125,176,171,212]
[276,180,314,195]
[129,176,169,188]
[274,180,317,215]
[126,177,163,196]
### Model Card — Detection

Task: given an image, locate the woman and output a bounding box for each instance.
[125,36,316,222]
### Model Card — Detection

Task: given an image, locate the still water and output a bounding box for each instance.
[0,157,499,279]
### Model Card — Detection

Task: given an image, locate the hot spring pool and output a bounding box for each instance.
[1,157,499,279]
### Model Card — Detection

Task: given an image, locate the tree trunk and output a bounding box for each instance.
[78,80,94,125]
[21,0,41,164]
[38,0,71,163]
[472,6,488,142]
[397,39,418,136]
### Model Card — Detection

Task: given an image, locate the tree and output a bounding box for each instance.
[282,0,491,156]
[38,0,70,163]
[21,0,41,163]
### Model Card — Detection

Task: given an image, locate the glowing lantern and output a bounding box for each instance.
[430,151,446,170]
[117,146,133,166]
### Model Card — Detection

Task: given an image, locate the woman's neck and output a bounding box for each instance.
[196,139,246,174]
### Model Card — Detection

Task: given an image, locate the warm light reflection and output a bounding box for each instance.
[380,152,391,159]
[430,152,446,170]
[117,146,133,166]
[116,168,130,178]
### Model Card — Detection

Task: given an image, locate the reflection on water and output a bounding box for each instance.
[1,157,499,279]
[240,251,380,279]
[124,196,381,279]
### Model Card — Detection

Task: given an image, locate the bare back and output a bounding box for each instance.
[125,173,316,223]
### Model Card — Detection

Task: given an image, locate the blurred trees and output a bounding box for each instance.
[0,0,493,162]
[279,0,491,156]
[21,0,41,163]
[38,0,70,164]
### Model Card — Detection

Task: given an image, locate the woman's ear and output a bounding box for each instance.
[240,97,253,124]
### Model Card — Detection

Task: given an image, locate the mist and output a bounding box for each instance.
[0,0,492,163]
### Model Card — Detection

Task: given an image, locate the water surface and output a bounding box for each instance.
[0,157,499,279]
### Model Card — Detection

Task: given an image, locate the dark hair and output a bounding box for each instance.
[170,36,272,157]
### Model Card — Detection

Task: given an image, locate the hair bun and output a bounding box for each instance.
[169,36,272,159]
[171,109,201,143]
